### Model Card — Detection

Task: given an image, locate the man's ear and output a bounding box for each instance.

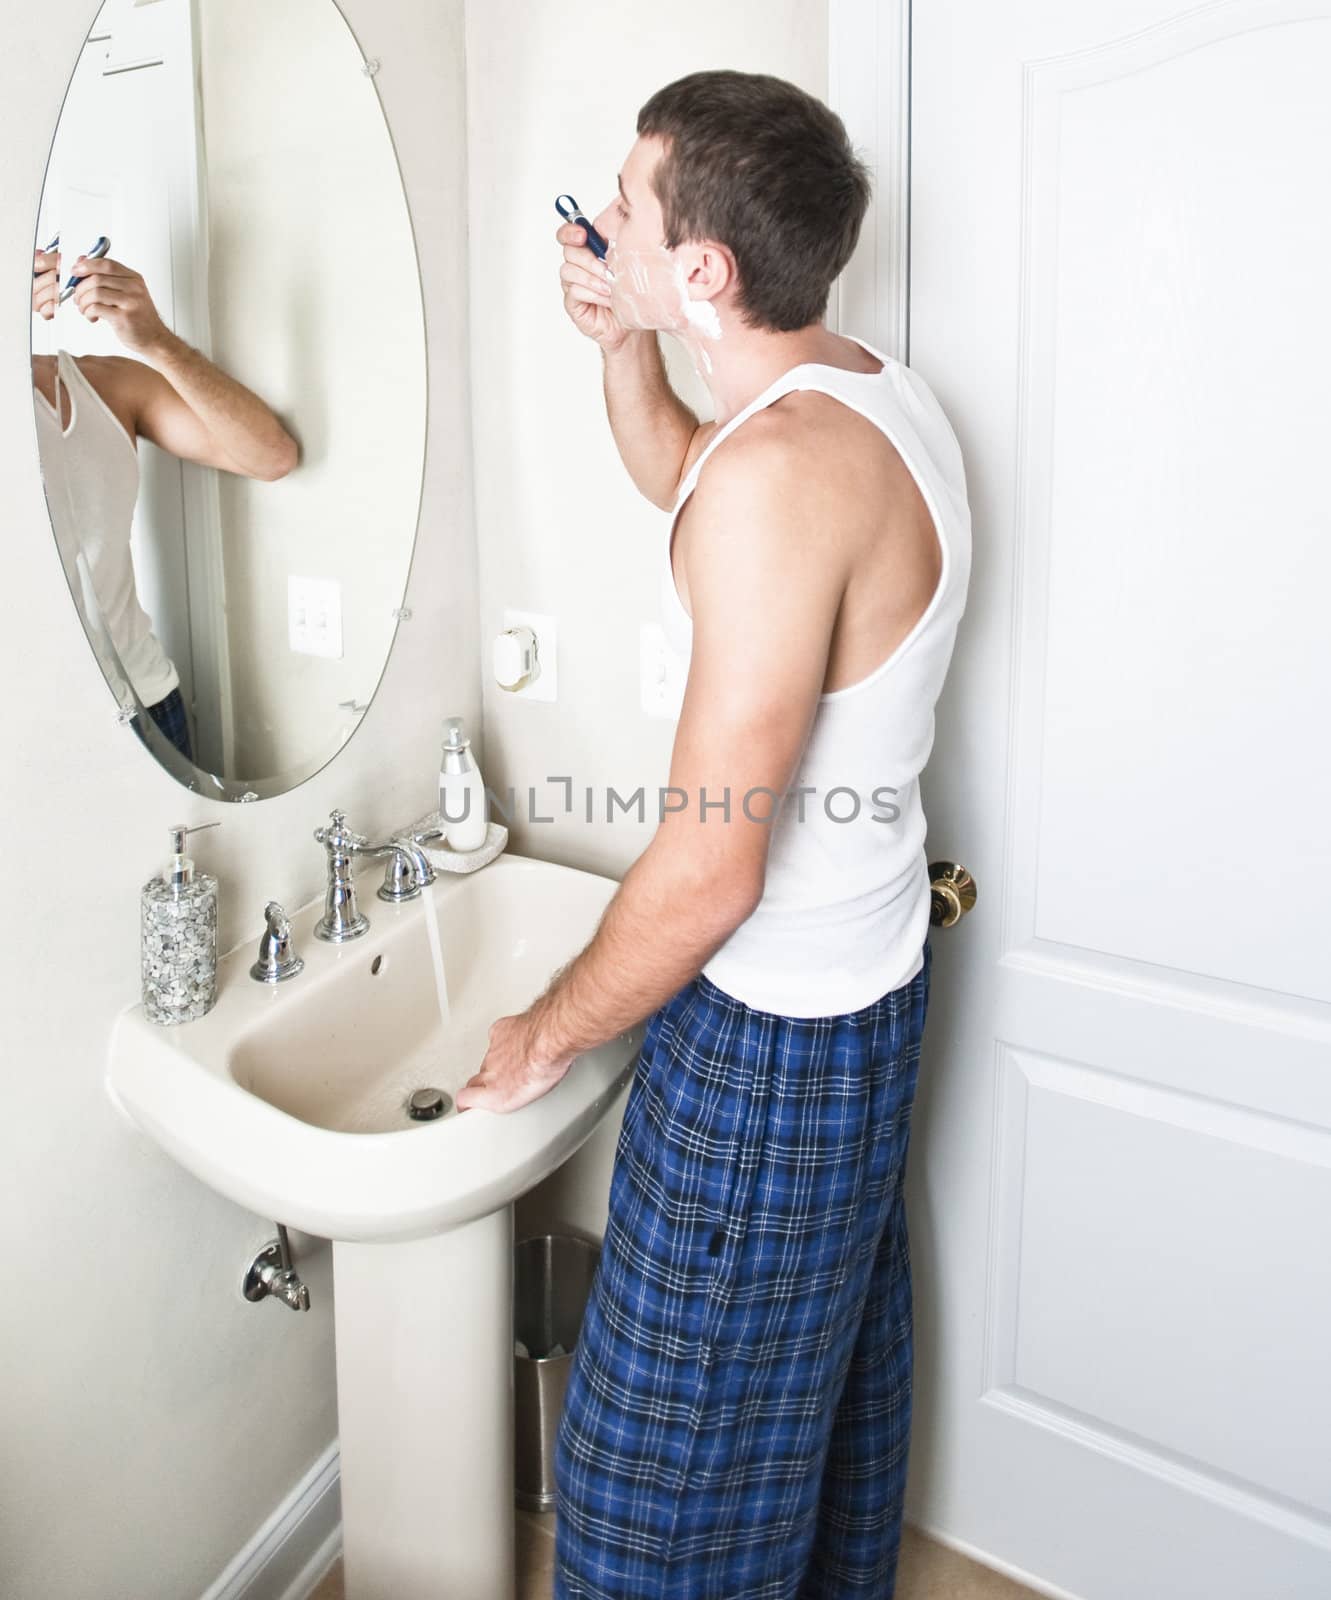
[685,242,735,304]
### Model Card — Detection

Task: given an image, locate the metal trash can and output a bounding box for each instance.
[514,1233,600,1512]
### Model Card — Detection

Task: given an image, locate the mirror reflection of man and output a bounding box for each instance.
[31,245,298,761]
[455,69,973,1599]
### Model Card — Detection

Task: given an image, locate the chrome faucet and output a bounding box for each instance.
[250,901,304,982]
[312,809,437,942]
[313,810,370,942]
[376,834,436,903]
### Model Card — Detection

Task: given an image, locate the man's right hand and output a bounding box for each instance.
[32,248,60,321]
[557,222,631,353]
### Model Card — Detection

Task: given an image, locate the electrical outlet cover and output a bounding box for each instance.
[499,608,557,701]
[288,575,343,659]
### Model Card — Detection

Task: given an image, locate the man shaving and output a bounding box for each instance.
[456,70,972,1597]
[32,245,297,759]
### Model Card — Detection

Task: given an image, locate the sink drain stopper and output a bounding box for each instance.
[407,1087,451,1121]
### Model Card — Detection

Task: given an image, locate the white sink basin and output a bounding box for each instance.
[107,849,644,1600]
[108,851,643,1243]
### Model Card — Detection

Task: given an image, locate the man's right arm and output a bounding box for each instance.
[601,333,714,511]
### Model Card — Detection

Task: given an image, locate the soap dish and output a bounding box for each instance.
[406,812,508,874]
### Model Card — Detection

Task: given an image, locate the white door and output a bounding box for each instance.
[900,3,1331,1596]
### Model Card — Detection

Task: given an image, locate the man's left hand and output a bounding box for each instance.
[454,1012,576,1115]
[69,255,171,355]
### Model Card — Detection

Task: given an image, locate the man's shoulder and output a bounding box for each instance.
[31,350,123,402]
[694,399,833,497]
[683,404,854,590]
[78,353,152,389]
[50,354,154,441]
[695,391,898,512]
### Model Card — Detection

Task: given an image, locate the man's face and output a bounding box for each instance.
[590,136,721,342]
[590,135,666,259]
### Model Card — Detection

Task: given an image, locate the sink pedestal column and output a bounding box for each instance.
[333,1205,516,1599]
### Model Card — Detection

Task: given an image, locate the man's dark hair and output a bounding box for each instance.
[636,70,872,333]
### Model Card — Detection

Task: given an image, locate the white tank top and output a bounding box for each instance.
[33,349,179,708]
[661,335,972,1016]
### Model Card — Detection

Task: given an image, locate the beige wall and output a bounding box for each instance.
[1,3,833,1589]
[199,0,428,779]
[464,1,829,1244]
[0,1,475,1595]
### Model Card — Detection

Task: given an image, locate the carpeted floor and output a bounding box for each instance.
[309,1514,1047,1599]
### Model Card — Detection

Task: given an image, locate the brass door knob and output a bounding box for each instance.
[928,861,977,928]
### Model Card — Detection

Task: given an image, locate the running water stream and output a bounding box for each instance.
[421,880,452,1031]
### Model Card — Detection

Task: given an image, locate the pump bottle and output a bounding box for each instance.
[439,717,488,851]
[140,822,220,1024]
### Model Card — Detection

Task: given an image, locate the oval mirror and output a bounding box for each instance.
[30,0,427,800]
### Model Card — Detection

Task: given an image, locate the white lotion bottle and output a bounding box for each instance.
[439,716,488,851]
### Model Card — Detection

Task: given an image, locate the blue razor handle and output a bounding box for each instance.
[555,194,608,261]
[59,234,110,304]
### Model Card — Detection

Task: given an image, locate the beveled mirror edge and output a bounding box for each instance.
[30,0,435,804]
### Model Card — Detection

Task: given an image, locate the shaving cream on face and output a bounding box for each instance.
[607,242,723,351]
[605,241,723,379]
[683,296,722,340]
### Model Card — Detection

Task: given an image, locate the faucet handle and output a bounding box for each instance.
[377,836,436,903]
[249,900,305,983]
[314,808,367,852]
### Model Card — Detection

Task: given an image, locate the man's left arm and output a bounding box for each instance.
[456,426,846,1113]
[69,253,298,481]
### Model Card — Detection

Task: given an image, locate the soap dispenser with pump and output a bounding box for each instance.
[141,822,220,1025]
[439,716,488,852]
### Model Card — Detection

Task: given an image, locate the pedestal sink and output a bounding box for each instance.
[107,851,644,1599]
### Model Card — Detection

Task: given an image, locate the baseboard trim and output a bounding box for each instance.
[906,1517,1087,1600]
[201,1442,342,1600]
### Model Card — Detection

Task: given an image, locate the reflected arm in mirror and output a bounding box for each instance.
[68,252,299,482]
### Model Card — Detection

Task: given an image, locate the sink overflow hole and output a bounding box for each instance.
[370,955,383,975]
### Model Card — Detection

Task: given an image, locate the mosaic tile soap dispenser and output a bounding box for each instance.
[140,822,220,1025]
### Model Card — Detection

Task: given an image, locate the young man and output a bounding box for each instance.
[31,246,297,760]
[455,70,972,1597]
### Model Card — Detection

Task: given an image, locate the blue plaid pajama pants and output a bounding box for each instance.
[554,938,932,1598]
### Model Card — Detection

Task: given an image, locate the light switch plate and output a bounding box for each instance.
[288,575,344,659]
[499,608,557,701]
[640,622,686,719]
